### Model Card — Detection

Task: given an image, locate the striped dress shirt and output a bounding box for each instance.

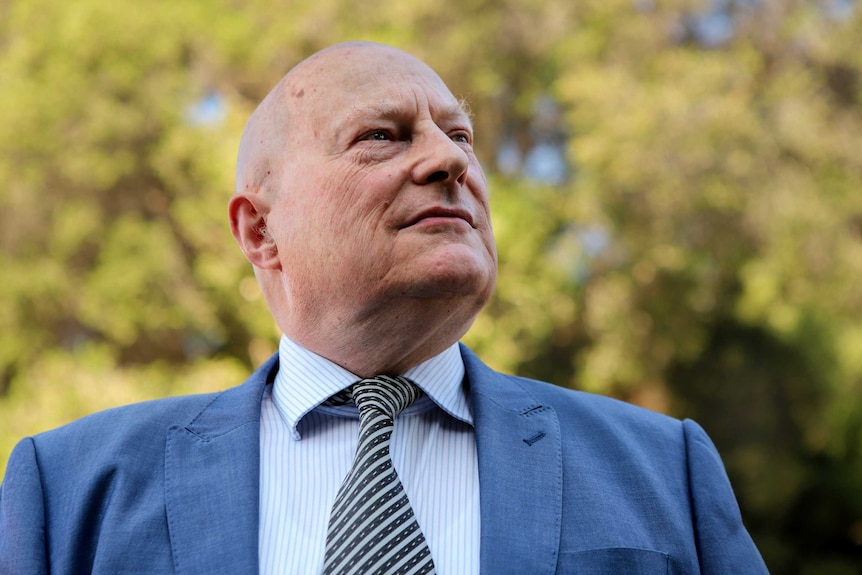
[259,336,481,574]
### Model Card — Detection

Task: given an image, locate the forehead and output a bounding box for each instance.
[290,47,468,126]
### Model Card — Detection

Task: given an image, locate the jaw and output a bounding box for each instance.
[277,246,495,377]
[384,236,496,299]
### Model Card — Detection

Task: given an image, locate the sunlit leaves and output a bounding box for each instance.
[1,0,861,570]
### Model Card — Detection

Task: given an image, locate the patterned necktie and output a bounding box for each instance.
[323,375,436,575]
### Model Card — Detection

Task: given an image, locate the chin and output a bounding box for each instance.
[406,267,495,301]
[396,243,496,297]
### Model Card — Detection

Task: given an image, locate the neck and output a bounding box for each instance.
[282,296,480,377]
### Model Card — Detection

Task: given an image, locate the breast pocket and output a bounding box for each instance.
[556,547,669,574]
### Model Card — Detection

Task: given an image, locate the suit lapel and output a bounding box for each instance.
[462,345,563,575]
[164,356,277,575]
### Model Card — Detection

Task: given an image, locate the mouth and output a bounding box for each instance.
[402,207,475,229]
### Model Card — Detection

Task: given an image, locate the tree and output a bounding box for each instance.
[1,0,860,571]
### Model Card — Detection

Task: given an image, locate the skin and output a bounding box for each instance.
[229,42,497,377]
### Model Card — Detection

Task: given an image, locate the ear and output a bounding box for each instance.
[228,194,281,270]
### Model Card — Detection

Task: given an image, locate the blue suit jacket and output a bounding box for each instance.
[0,346,768,574]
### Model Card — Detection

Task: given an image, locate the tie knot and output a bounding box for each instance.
[351,375,422,419]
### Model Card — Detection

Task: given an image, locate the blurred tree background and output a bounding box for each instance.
[1,0,860,571]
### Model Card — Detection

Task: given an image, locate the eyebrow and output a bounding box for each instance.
[358,100,473,126]
[456,98,474,123]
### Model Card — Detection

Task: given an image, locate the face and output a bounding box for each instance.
[265,46,497,329]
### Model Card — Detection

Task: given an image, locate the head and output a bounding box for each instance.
[229,42,497,374]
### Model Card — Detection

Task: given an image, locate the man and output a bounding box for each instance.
[0,42,768,574]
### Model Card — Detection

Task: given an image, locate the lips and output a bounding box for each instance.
[402,207,475,229]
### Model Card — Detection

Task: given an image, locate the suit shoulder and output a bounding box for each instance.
[461,344,678,428]
[23,355,276,473]
[515,373,675,419]
[504,373,685,445]
[30,390,223,455]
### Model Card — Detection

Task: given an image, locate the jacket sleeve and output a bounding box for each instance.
[0,437,49,575]
[684,419,770,574]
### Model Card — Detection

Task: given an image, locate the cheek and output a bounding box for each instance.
[468,184,497,268]
[303,180,389,281]
[468,177,494,238]
[322,169,396,236]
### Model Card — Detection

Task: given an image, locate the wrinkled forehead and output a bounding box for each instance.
[284,45,466,125]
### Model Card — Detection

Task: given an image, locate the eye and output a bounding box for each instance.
[451,132,471,144]
[364,129,391,141]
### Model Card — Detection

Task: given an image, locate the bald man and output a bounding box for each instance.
[0,43,768,575]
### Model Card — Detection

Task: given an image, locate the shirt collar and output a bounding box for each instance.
[271,335,472,439]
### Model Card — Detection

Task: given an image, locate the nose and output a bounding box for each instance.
[411,126,469,186]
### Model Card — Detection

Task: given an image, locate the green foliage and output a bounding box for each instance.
[1,0,861,572]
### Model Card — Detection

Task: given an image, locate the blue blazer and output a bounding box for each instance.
[0,346,768,574]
